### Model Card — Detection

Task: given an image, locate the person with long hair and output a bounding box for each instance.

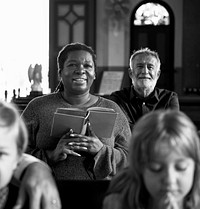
[103,109,200,209]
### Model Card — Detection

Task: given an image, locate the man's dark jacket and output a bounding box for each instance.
[109,86,180,130]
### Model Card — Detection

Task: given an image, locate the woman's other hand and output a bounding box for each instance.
[68,122,104,155]
[48,129,81,163]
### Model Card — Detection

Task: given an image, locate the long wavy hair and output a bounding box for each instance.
[106,109,200,209]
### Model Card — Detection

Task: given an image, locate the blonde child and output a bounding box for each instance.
[103,109,200,209]
[0,100,28,208]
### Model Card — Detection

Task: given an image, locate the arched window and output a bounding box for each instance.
[130,1,174,90]
[134,2,170,26]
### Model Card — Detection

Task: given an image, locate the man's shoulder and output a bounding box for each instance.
[110,87,131,100]
[98,96,125,111]
[155,87,178,97]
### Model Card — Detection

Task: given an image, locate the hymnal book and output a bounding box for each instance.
[50,107,118,138]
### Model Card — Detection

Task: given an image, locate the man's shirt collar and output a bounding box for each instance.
[130,86,159,104]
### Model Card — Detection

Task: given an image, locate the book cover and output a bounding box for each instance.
[88,109,117,138]
[50,107,118,138]
[50,110,87,138]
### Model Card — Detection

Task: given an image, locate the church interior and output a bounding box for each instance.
[1,0,200,208]
[4,0,199,129]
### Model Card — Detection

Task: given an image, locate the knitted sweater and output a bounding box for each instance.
[22,92,131,180]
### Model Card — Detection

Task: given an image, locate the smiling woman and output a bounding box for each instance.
[0,0,49,101]
[21,42,131,181]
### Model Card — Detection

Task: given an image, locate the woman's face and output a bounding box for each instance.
[142,141,195,209]
[60,50,95,95]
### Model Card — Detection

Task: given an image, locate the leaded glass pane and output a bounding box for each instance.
[58,5,69,16]
[73,20,85,43]
[73,5,85,16]
[58,21,69,46]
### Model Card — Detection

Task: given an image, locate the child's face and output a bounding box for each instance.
[0,127,20,189]
[142,141,195,209]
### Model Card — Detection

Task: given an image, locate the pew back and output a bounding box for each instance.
[56,180,110,209]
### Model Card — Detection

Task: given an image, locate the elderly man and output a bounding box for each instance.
[109,48,179,130]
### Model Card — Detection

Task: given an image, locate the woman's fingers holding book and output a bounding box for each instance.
[68,135,103,155]
[53,147,81,162]
[61,129,73,139]
[51,134,76,162]
[86,122,96,137]
[63,147,81,157]
[67,142,88,153]
[68,133,88,141]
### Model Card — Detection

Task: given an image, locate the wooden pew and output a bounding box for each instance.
[56,180,110,209]
[179,96,200,130]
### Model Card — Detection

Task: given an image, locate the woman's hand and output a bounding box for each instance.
[48,123,104,163]
[49,129,81,163]
[68,122,104,156]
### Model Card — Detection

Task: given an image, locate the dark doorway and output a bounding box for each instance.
[130,1,175,90]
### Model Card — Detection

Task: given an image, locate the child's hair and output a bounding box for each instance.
[0,100,28,156]
[106,109,200,209]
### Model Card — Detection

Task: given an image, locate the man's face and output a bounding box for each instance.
[129,54,160,93]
